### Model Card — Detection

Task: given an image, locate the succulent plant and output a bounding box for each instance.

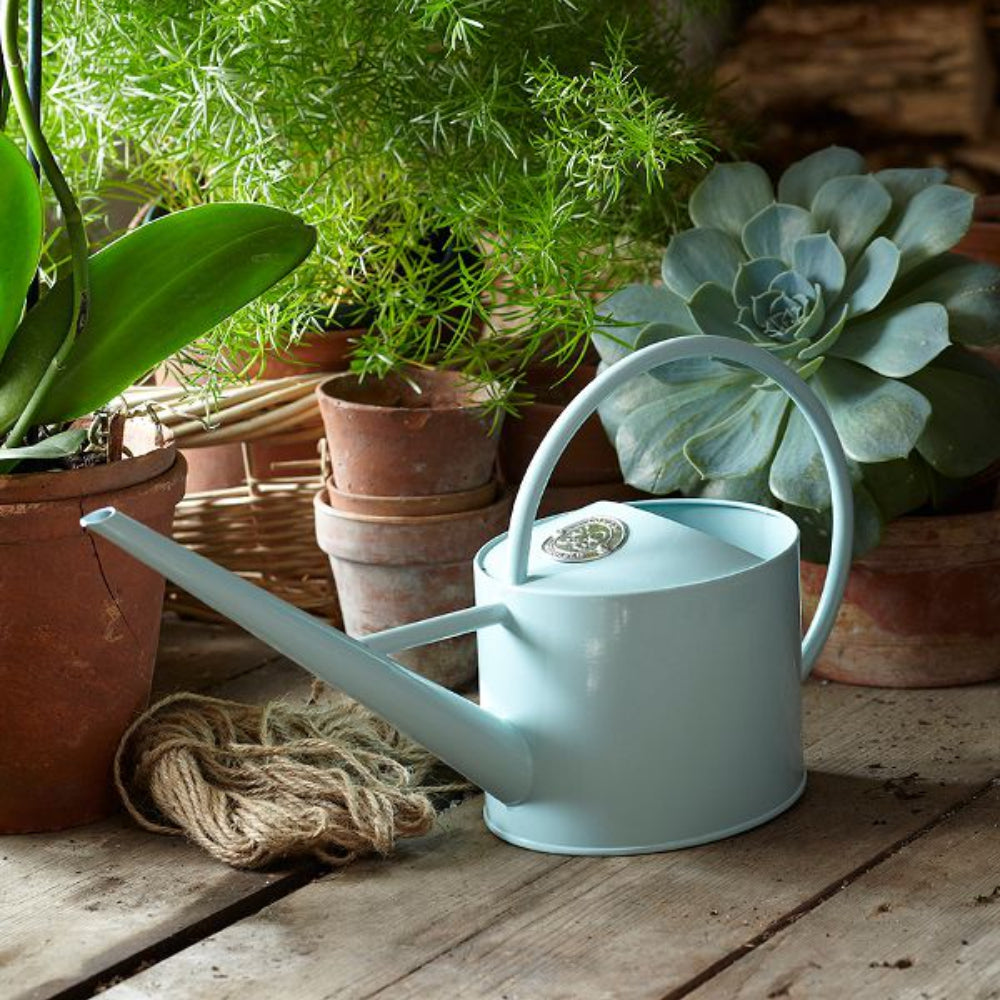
[593,146,1000,558]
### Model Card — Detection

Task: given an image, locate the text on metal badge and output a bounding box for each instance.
[541,516,629,563]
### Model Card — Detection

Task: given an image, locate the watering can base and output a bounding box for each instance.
[481,772,807,856]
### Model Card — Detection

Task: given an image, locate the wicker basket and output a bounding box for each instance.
[125,376,338,622]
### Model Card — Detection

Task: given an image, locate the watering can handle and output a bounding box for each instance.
[505,334,854,679]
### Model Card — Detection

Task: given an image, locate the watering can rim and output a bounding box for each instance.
[475,496,800,598]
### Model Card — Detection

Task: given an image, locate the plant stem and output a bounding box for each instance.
[0,0,89,451]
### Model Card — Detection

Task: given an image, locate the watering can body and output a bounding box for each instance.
[474,498,805,853]
[82,335,854,856]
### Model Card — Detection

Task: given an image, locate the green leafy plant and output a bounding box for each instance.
[0,0,315,473]
[592,146,1000,558]
[40,0,723,405]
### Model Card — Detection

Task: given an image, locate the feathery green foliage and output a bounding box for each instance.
[41,0,721,403]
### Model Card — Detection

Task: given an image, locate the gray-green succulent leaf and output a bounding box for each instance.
[592,146,1000,560]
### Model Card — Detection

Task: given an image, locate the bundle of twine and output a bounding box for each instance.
[114,689,472,869]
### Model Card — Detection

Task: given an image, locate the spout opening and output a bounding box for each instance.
[80,506,117,528]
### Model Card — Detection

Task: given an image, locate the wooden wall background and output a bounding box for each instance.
[718,0,1000,193]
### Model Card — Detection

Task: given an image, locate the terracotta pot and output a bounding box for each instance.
[167,327,361,492]
[314,488,512,688]
[325,477,496,517]
[801,507,1000,688]
[500,364,621,487]
[316,368,501,497]
[0,434,186,832]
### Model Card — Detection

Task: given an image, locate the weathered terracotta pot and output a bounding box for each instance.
[316,368,501,497]
[325,477,496,518]
[801,507,1000,687]
[500,364,621,487]
[314,488,512,688]
[498,364,648,515]
[168,327,360,492]
[0,435,186,832]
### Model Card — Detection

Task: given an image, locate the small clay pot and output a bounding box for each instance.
[165,327,361,492]
[314,488,512,688]
[0,429,186,832]
[325,477,496,518]
[801,506,1000,688]
[316,368,501,497]
[500,364,621,487]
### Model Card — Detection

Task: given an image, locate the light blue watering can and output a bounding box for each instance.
[82,335,853,855]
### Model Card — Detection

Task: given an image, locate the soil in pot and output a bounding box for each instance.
[0,425,187,832]
[317,367,501,497]
[801,506,1000,688]
[314,487,512,688]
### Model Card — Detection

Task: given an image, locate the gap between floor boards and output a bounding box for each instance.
[657,776,1000,1000]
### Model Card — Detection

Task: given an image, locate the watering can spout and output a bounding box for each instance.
[80,507,533,805]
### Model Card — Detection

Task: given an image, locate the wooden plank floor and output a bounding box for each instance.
[1,619,997,1000]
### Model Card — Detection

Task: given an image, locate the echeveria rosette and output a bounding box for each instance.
[593,146,1000,559]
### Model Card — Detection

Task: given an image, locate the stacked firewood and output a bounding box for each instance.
[718,0,1000,189]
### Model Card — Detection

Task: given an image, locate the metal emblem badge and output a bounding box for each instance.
[541,516,629,563]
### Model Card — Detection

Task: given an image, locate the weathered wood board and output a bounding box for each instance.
[94,679,1000,1000]
[686,784,1000,1000]
[0,625,310,1000]
[3,622,998,1000]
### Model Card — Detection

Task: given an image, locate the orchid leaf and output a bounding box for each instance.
[0,133,44,366]
[0,204,316,433]
[0,427,87,461]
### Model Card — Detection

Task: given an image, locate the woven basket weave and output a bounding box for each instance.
[125,376,338,622]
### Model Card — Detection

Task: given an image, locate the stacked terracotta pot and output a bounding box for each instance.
[315,368,510,689]
[499,364,645,516]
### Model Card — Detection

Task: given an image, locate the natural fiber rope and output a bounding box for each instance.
[114,689,472,869]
